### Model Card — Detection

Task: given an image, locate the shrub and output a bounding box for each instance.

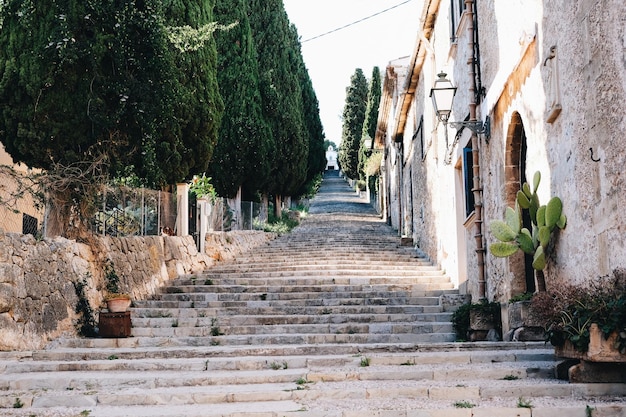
[531,268,626,352]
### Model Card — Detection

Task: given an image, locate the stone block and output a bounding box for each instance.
[507,301,543,328]
[472,408,531,417]
[512,326,545,341]
[428,386,480,400]
[569,361,626,383]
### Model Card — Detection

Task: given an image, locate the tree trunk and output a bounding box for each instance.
[259,193,269,224]
[274,194,282,219]
[535,269,547,292]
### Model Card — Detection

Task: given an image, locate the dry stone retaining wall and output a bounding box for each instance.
[0,230,276,351]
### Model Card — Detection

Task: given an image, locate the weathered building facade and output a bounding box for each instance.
[377,0,626,303]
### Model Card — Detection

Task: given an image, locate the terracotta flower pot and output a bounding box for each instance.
[106,296,132,313]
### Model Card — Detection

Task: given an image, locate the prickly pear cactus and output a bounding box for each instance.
[489,171,567,276]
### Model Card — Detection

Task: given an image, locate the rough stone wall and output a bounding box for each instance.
[478,0,626,299]
[386,0,625,303]
[0,230,276,351]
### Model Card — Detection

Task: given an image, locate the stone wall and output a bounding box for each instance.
[0,230,276,351]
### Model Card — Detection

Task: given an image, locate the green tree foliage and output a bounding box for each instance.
[339,68,368,179]
[211,0,271,198]
[289,24,326,198]
[358,66,381,180]
[162,0,225,185]
[0,0,223,187]
[248,0,308,200]
[0,0,224,237]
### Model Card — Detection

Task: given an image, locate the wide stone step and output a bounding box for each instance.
[151,290,454,304]
[134,294,457,309]
[174,278,451,289]
[131,303,446,318]
[211,256,439,273]
[131,312,452,327]
[9,342,557,361]
[163,282,449,294]
[130,321,454,337]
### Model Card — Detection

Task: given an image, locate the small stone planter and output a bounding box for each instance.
[555,323,626,383]
[502,300,545,342]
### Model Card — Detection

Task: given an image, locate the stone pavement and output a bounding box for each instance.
[0,171,624,416]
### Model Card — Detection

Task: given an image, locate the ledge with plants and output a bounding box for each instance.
[531,269,626,362]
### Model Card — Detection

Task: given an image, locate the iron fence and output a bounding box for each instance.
[93,186,177,237]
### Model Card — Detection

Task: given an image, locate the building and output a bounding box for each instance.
[377,0,626,303]
[325,145,338,171]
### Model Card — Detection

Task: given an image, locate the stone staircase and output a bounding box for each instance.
[0,172,624,416]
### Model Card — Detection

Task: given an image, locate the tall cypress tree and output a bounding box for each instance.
[248,0,307,208]
[0,0,179,185]
[339,68,368,180]
[289,23,326,197]
[211,0,271,199]
[359,66,381,180]
[161,0,224,184]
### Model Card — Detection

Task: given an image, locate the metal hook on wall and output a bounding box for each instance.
[589,147,601,162]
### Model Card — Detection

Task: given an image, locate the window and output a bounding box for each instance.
[463,145,475,217]
[449,0,465,43]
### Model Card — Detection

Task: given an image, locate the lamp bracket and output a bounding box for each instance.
[449,116,490,138]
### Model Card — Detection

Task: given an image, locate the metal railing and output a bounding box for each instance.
[93,186,177,237]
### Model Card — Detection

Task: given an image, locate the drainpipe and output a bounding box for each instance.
[466,0,486,300]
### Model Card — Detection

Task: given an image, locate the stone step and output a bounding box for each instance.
[130,312,453,327]
[173,278,451,288]
[2,351,625,416]
[122,331,457,344]
[131,304,446,318]
[164,281,450,293]
[27,341,553,360]
[133,295,457,310]
[2,350,556,373]
[205,255,439,272]
[129,321,454,337]
[191,271,446,280]
[150,290,454,304]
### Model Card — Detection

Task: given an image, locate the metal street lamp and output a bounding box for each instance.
[429,71,490,138]
[429,71,456,125]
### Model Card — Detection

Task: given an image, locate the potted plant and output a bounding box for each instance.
[530,270,626,359]
[104,261,131,313]
[489,171,567,292]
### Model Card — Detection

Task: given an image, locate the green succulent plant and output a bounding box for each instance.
[489,171,567,292]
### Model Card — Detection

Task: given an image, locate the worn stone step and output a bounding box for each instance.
[162,282,450,295]
[131,312,452,328]
[130,321,454,337]
[2,378,624,415]
[155,291,447,303]
[131,305,446,320]
[1,349,556,373]
[133,295,456,310]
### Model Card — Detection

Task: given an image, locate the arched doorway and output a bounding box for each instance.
[505,112,535,295]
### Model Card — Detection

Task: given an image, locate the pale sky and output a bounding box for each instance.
[283,0,422,145]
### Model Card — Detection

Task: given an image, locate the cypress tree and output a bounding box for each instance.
[161,0,225,185]
[248,0,308,211]
[0,0,180,185]
[359,66,381,180]
[339,68,368,180]
[289,24,326,197]
[211,0,271,199]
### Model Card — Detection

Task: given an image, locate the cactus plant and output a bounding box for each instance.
[489,171,567,292]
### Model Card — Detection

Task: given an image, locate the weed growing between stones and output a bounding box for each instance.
[453,401,474,408]
[502,374,519,380]
[210,318,224,336]
[360,357,370,367]
[517,396,533,408]
[13,397,23,408]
